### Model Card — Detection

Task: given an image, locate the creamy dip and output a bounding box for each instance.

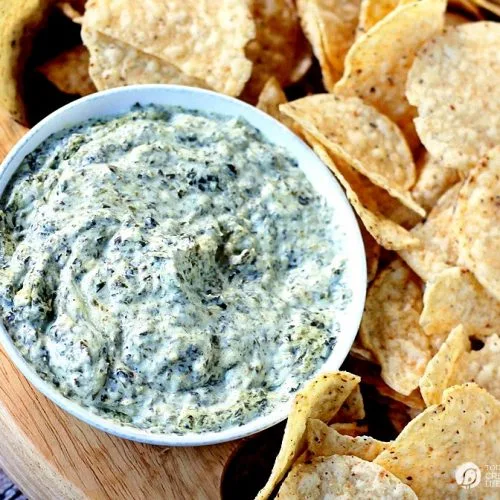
[0,105,349,434]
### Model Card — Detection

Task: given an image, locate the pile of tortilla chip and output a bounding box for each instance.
[256,371,500,499]
[1,0,499,498]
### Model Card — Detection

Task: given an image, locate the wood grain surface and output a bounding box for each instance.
[0,112,239,500]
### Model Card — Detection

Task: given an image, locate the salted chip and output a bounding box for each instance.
[420,267,500,339]
[335,0,446,149]
[256,77,294,129]
[407,22,500,171]
[37,45,96,96]
[281,95,423,215]
[360,259,431,395]
[297,0,360,91]
[82,29,209,91]
[82,0,255,96]
[311,143,420,251]
[0,0,53,123]
[256,372,360,500]
[242,0,301,100]
[399,184,460,282]
[419,325,469,406]
[356,0,398,37]
[306,419,388,461]
[411,152,460,213]
[375,384,500,498]
[332,385,365,422]
[453,147,500,301]
[277,454,417,499]
[421,325,500,405]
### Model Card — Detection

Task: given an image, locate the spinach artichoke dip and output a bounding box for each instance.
[0,104,350,434]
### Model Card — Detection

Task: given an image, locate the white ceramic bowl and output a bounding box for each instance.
[0,85,366,446]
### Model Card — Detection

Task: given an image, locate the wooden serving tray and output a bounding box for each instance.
[0,112,240,500]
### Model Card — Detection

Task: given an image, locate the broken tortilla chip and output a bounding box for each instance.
[37,45,96,96]
[256,371,360,500]
[277,454,417,499]
[82,0,255,96]
[335,0,446,149]
[420,267,500,339]
[360,259,432,395]
[453,147,500,301]
[407,22,500,171]
[375,383,500,499]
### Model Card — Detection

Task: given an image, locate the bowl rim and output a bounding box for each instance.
[0,84,367,446]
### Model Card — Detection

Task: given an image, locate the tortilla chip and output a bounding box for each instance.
[399,184,461,282]
[0,0,53,123]
[242,0,301,100]
[375,383,500,498]
[356,0,399,38]
[297,0,361,90]
[453,147,500,301]
[306,419,388,461]
[256,77,295,129]
[37,45,96,96]
[280,95,423,215]
[421,325,500,405]
[407,22,500,171]
[411,152,461,213]
[82,0,255,96]
[82,29,210,90]
[332,385,365,422]
[277,454,417,499]
[360,259,432,395]
[419,325,469,406]
[311,143,420,251]
[335,0,445,149]
[420,267,500,339]
[330,422,369,437]
[256,372,360,500]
